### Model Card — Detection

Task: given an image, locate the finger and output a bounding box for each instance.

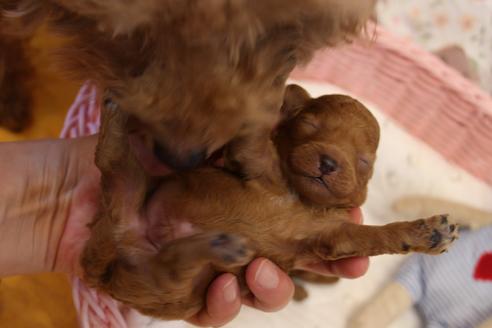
[243,258,294,312]
[301,256,370,279]
[327,256,369,278]
[349,207,363,224]
[187,273,241,327]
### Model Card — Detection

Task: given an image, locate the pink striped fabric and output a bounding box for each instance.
[292,23,492,186]
[60,83,100,138]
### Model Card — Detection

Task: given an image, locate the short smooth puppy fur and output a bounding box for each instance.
[1,0,374,169]
[81,85,458,320]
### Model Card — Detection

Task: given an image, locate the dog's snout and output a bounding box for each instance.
[319,155,338,175]
[154,143,207,170]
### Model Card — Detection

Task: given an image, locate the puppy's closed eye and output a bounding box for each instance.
[358,156,371,172]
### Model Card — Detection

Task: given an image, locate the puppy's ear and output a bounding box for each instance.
[281,84,311,120]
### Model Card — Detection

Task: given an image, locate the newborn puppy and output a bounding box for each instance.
[81,85,458,320]
[276,85,379,299]
[2,0,375,169]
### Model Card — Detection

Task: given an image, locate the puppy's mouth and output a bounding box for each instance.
[314,175,331,189]
[292,156,338,193]
[304,174,332,193]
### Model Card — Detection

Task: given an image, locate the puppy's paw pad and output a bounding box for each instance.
[208,233,254,267]
[415,214,458,254]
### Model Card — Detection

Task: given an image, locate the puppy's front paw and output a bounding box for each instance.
[208,233,254,268]
[407,214,458,255]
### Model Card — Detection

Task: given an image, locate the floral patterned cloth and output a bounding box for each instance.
[377,0,492,94]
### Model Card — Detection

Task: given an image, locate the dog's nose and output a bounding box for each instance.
[154,143,207,170]
[319,155,338,175]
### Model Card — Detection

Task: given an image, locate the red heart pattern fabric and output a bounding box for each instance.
[474,252,492,281]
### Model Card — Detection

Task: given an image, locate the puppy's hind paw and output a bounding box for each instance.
[208,232,255,269]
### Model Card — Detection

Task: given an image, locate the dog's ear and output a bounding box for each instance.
[281,84,311,120]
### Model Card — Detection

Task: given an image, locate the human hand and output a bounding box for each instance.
[0,136,100,277]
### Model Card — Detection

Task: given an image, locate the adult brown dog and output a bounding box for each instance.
[81,85,458,320]
[1,0,374,168]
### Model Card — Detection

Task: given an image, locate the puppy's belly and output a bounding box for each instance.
[142,170,238,243]
[143,189,201,248]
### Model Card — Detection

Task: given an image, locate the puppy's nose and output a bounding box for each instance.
[319,155,338,175]
[154,143,207,170]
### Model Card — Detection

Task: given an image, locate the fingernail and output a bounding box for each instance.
[255,259,279,289]
[223,276,238,303]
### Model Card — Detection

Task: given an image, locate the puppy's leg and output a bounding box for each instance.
[103,232,254,320]
[150,232,254,287]
[95,104,138,175]
[300,215,458,262]
[95,104,150,211]
[82,106,149,286]
[225,128,284,184]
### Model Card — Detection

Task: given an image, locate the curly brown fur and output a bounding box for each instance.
[80,85,458,320]
[0,32,33,132]
[2,0,375,169]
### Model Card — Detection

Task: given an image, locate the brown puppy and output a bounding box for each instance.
[1,0,374,169]
[81,85,458,320]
